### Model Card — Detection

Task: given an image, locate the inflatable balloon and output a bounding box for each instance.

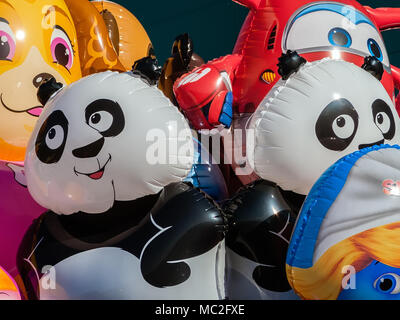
[287,144,400,300]
[185,137,228,202]
[156,33,228,201]
[247,55,400,196]
[174,0,400,131]
[223,53,400,301]
[173,0,400,190]
[0,0,130,298]
[223,180,299,300]
[0,0,131,162]
[158,33,204,106]
[19,71,226,300]
[0,160,45,281]
[91,0,155,70]
[0,0,83,161]
[63,0,125,76]
[0,266,20,300]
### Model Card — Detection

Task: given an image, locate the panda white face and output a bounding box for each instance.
[247,58,400,195]
[25,72,194,215]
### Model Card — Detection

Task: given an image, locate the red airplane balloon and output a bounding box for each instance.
[174,0,400,130]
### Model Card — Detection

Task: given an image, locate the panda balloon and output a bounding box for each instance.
[18,72,226,300]
[247,53,400,196]
[224,53,400,300]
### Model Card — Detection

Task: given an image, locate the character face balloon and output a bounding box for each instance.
[283,2,390,70]
[286,145,400,300]
[247,59,400,195]
[233,0,395,114]
[25,72,194,215]
[0,0,81,161]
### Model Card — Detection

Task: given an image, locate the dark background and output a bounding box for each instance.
[105,0,400,67]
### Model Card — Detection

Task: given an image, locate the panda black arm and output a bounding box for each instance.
[16,215,46,300]
[223,180,297,292]
[140,182,226,288]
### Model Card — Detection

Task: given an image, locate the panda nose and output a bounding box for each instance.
[72,137,105,158]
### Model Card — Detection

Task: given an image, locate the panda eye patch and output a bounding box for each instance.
[85,99,125,137]
[315,98,359,151]
[35,110,69,164]
[372,99,395,140]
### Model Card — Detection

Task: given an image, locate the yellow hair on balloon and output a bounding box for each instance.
[287,222,400,300]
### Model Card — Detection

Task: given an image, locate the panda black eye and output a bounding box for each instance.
[315,98,359,151]
[48,128,56,139]
[35,110,69,164]
[85,99,125,137]
[91,113,101,124]
[372,99,395,140]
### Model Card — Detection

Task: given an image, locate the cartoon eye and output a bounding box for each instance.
[36,110,69,164]
[88,111,114,133]
[45,125,65,150]
[374,273,400,294]
[328,28,352,48]
[315,98,359,151]
[332,114,355,139]
[367,38,383,61]
[375,113,391,134]
[0,20,16,61]
[85,99,125,137]
[50,26,73,70]
[372,99,395,140]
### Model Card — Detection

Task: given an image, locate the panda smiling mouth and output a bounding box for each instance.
[358,139,384,150]
[74,154,112,180]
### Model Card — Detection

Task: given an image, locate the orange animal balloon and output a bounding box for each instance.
[0,0,127,161]
[0,0,82,161]
[91,0,154,70]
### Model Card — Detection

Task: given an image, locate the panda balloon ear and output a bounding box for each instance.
[131,56,162,86]
[362,56,384,81]
[37,78,64,106]
[277,50,307,80]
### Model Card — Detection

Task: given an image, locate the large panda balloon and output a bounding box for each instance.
[247,54,400,196]
[18,71,226,300]
[224,53,400,300]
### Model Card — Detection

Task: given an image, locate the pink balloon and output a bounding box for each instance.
[0,160,45,278]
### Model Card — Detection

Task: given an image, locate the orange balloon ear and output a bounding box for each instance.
[64,0,125,76]
[91,1,154,70]
[99,9,120,55]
